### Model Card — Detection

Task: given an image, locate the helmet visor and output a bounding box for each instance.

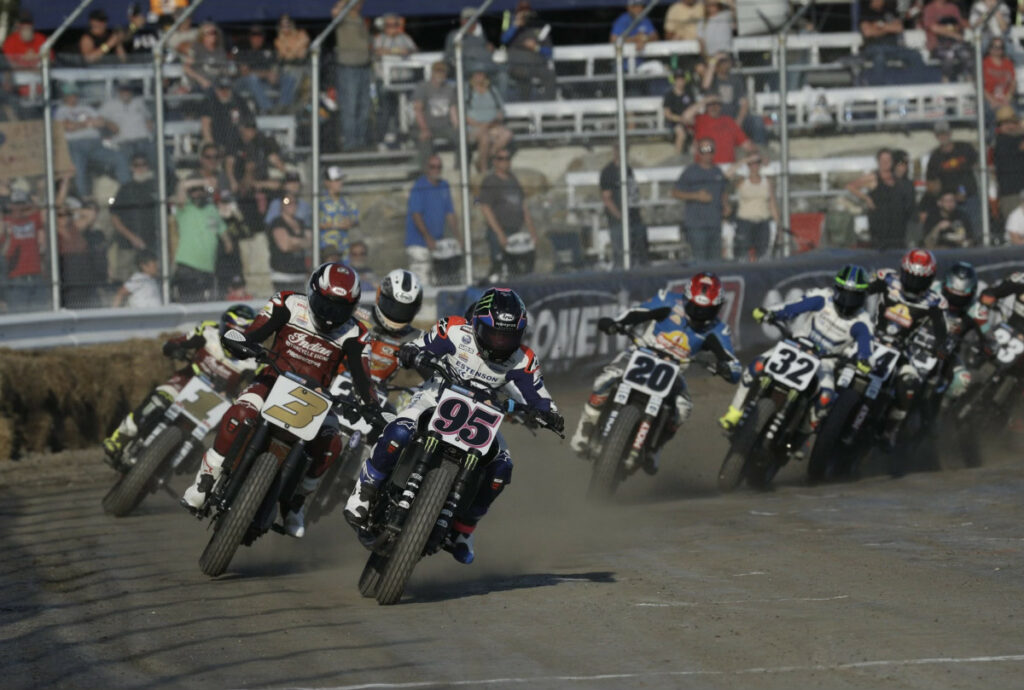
[474,320,522,360]
[685,300,721,327]
[308,290,355,330]
[833,288,866,316]
[901,271,932,296]
[378,291,421,326]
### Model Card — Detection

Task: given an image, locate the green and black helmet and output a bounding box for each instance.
[833,264,870,318]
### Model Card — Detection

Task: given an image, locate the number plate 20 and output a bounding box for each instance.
[619,349,678,402]
[261,376,332,441]
[429,389,503,453]
[765,341,820,391]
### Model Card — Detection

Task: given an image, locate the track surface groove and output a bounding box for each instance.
[2,378,1023,689]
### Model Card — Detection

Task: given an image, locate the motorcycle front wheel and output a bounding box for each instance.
[718,398,775,492]
[587,404,642,500]
[102,426,185,517]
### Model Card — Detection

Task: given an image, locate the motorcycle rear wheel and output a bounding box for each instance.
[718,398,774,492]
[102,426,185,517]
[376,461,458,605]
[587,404,642,500]
[199,451,279,577]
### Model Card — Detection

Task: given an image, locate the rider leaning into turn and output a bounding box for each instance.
[979,269,1024,331]
[181,262,384,539]
[344,287,565,565]
[103,305,259,466]
[569,272,742,471]
[719,264,875,442]
[937,261,988,400]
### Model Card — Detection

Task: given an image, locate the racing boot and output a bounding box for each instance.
[569,403,601,457]
[719,405,743,431]
[447,521,476,564]
[343,461,386,531]
[181,449,226,513]
[282,475,319,538]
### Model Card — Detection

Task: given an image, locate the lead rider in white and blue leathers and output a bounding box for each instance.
[570,272,743,470]
[719,264,875,434]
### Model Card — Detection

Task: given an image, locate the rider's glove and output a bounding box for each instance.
[540,409,565,433]
[362,404,388,433]
[856,359,872,375]
[163,343,188,360]
[398,343,423,369]
[752,307,772,324]
[224,337,257,360]
[597,317,618,335]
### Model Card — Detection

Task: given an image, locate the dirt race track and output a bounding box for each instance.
[3,374,1024,690]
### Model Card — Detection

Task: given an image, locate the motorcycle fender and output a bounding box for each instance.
[613,383,631,406]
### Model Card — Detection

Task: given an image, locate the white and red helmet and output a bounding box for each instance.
[899,249,937,297]
[683,272,724,329]
[307,262,360,333]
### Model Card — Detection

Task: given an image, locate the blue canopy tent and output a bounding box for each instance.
[33,1,636,29]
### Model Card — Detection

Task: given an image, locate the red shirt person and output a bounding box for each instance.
[982,37,1016,112]
[2,10,50,97]
[682,95,756,164]
[1,189,47,312]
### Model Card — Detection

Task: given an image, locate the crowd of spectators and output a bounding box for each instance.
[1,0,1023,313]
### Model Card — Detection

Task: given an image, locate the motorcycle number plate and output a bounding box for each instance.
[173,376,230,431]
[261,376,332,441]
[869,343,900,380]
[428,388,503,453]
[623,350,678,395]
[993,324,1024,365]
[765,341,820,392]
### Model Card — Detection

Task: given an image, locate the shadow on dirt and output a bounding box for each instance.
[405,570,617,604]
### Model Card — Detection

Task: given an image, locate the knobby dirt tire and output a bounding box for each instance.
[102,426,185,517]
[718,398,775,493]
[359,552,388,598]
[808,389,861,483]
[587,404,643,500]
[199,451,279,578]
[375,461,459,605]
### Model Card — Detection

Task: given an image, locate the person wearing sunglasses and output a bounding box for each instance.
[672,138,730,262]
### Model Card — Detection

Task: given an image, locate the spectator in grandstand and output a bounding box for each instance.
[703,52,766,145]
[333,0,373,151]
[98,82,154,171]
[265,171,312,226]
[601,147,648,268]
[681,94,756,164]
[112,249,161,308]
[122,3,159,59]
[406,154,458,284]
[80,9,126,64]
[172,178,232,302]
[268,192,312,292]
[54,83,131,198]
[413,61,459,168]
[922,190,972,248]
[274,15,309,113]
[347,239,379,293]
[982,37,1016,131]
[672,138,730,261]
[234,25,293,115]
[445,8,508,96]
[3,10,49,99]
[728,153,780,261]
[969,0,1012,49]
[923,0,970,82]
[167,11,199,59]
[466,71,514,174]
[664,68,701,154]
[994,107,1024,229]
[224,274,254,301]
[1004,191,1024,245]
[178,143,230,207]
[110,153,158,280]
[478,149,539,278]
[699,0,734,57]
[1,187,47,312]
[926,121,982,242]
[611,1,659,51]
[859,0,905,52]
[502,1,557,102]
[184,21,231,93]
[665,0,705,42]
[59,198,109,309]
[373,13,418,142]
[845,148,915,249]
[320,166,359,259]
[199,76,253,149]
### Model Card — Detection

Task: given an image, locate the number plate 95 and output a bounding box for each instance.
[429,389,503,453]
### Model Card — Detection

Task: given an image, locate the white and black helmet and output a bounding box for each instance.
[374,269,423,332]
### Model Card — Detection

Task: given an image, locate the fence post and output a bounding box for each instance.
[154,0,207,305]
[41,0,97,311]
[972,8,998,247]
[311,0,361,271]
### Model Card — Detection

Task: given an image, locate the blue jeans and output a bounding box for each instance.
[609,219,648,269]
[686,224,722,262]
[742,114,767,145]
[237,72,299,112]
[959,195,984,245]
[337,64,371,151]
[5,273,49,312]
[68,137,131,197]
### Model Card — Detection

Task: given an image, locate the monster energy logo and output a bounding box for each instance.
[425,437,439,452]
[475,292,495,312]
[464,453,479,471]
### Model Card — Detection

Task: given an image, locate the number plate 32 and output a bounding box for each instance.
[429,388,503,453]
[765,341,821,391]
[261,376,332,441]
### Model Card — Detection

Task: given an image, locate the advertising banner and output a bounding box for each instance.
[438,248,1024,374]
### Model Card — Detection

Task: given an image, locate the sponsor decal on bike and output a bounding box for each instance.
[632,420,651,450]
[884,303,913,328]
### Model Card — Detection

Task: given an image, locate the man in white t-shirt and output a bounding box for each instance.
[98,81,154,171]
[113,250,162,307]
[54,82,131,197]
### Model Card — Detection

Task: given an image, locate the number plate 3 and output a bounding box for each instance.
[429,389,503,453]
[765,341,821,391]
[262,376,332,441]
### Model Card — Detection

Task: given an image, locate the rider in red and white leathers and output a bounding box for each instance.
[181,263,383,538]
[343,288,564,564]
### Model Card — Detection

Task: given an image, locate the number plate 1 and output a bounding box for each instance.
[173,376,230,432]
[765,341,821,391]
[261,376,332,441]
[429,388,503,453]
